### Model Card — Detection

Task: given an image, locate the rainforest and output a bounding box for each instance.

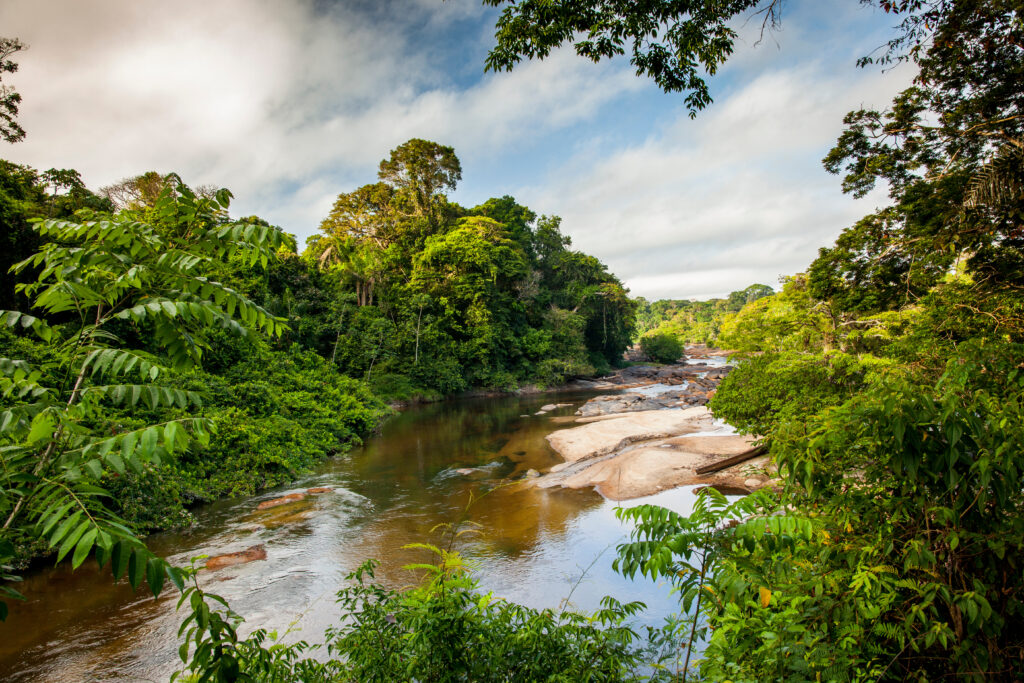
[1,0,1023,681]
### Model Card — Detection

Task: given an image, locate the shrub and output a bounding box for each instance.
[708,351,885,441]
[639,332,684,364]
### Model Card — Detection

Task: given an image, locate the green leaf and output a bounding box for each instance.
[71,528,98,569]
[165,565,185,592]
[111,542,130,580]
[140,427,158,457]
[49,510,82,547]
[128,549,147,590]
[84,459,103,479]
[27,412,56,445]
[146,557,165,597]
[105,452,125,475]
[57,521,91,563]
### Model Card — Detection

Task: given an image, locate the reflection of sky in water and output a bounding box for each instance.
[471,486,706,630]
[0,392,727,682]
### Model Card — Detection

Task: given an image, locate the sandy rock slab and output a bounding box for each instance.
[545,407,714,463]
[538,432,775,500]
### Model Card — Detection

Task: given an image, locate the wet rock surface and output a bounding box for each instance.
[205,544,268,571]
[546,408,714,463]
[534,346,779,499]
[255,492,308,510]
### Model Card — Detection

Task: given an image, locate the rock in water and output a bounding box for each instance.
[547,407,714,462]
[306,487,333,494]
[256,492,307,510]
[205,544,267,571]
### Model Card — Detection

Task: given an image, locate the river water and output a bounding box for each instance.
[0,392,709,682]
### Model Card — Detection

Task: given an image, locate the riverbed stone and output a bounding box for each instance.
[255,492,307,510]
[537,430,771,500]
[205,544,267,571]
[546,407,714,463]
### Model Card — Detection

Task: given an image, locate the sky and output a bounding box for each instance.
[0,0,914,299]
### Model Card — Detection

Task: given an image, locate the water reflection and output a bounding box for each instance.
[0,392,702,682]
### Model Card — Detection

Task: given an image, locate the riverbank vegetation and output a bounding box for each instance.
[653,0,1023,678]
[0,127,634,607]
[2,0,1023,680]
[169,0,1022,678]
[633,284,774,345]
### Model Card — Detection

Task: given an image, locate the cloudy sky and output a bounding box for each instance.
[1,0,912,299]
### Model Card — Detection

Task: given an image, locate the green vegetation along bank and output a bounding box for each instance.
[171,1,1023,680]
[0,137,634,590]
[3,0,1024,680]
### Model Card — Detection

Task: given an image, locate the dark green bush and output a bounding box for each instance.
[105,342,388,527]
[708,351,884,441]
[639,332,684,364]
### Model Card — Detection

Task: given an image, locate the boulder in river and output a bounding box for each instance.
[256,492,307,510]
[306,487,333,494]
[538,433,772,500]
[205,544,267,571]
[575,390,712,417]
[547,407,714,463]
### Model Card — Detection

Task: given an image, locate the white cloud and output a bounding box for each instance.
[0,0,641,244]
[517,57,913,299]
[1,0,914,300]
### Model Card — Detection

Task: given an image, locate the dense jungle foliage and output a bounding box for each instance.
[0,133,634,610]
[3,0,1023,681]
[167,0,1024,680]
[633,284,774,346]
[303,138,635,395]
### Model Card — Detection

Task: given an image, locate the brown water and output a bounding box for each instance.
[0,392,709,682]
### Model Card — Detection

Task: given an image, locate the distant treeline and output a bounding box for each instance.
[633,283,774,345]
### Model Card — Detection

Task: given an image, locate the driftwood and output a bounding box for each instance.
[694,445,767,475]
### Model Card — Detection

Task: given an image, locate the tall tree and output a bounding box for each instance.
[378,138,461,229]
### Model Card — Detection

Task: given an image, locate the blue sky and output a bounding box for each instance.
[0,0,913,299]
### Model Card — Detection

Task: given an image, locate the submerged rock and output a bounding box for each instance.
[535,402,573,415]
[205,544,267,571]
[306,487,333,494]
[256,492,307,510]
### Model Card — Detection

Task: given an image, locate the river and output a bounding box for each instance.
[0,391,709,682]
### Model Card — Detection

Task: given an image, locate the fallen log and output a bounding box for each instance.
[694,445,767,475]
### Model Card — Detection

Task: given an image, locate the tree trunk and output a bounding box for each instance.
[414,304,423,365]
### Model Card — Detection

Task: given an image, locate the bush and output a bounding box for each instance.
[708,351,884,441]
[639,332,684,363]
[107,343,389,527]
[175,547,652,682]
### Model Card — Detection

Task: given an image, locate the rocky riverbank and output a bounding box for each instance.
[530,347,778,500]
